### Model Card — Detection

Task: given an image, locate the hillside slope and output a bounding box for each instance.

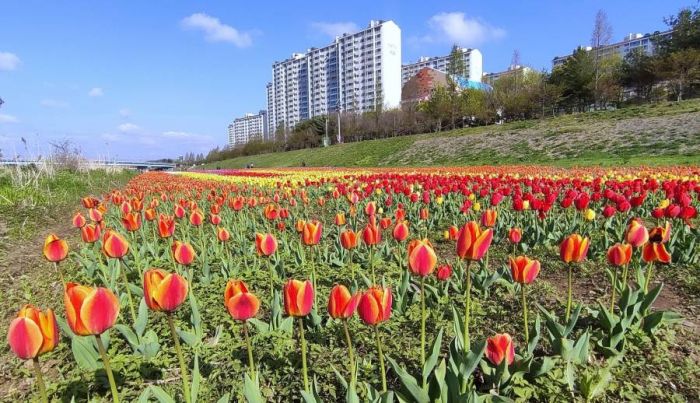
[204,100,700,169]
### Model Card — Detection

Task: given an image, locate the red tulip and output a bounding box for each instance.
[43,234,69,262]
[559,234,589,264]
[283,279,314,317]
[102,230,130,259]
[486,333,515,366]
[263,204,278,221]
[224,280,259,321]
[255,233,278,256]
[407,239,437,277]
[210,214,221,225]
[72,212,86,228]
[88,208,103,223]
[436,264,452,281]
[358,287,392,325]
[64,283,120,336]
[392,221,410,242]
[456,221,493,261]
[158,214,176,238]
[509,256,540,284]
[365,201,377,216]
[327,285,360,319]
[480,209,497,227]
[172,241,196,265]
[362,223,381,246]
[189,209,204,226]
[7,305,59,359]
[217,227,231,242]
[81,223,101,243]
[174,204,186,219]
[143,269,189,312]
[122,211,142,232]
[625,219,649,248]
[508,227,522,244]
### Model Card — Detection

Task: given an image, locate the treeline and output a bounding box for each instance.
[203,7,700,165]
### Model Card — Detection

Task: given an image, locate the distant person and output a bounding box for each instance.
[301,161,306,167]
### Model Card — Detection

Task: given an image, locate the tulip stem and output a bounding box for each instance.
[342,320,356,386]
[119,260,137,324]
[565,264,573,323]
[32,357,48,403]
[267,258,275,298]
[463,260,472,350]
[521,284,529,346]
[610,266,619,313]
[167,314,191,403]
[374,326,387,393]
[95,335,120,403]
[369,246,376,285]
[243,323,255,378]
[53,261,66,289]
[420,276,426,386]
[298,318,310,392]
[643,262,654,294]
[621,261,630,292]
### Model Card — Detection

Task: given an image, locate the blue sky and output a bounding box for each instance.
[0,0,690,160]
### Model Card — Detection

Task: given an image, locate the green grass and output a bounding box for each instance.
[203,99,700,169]
[0,168,135,240]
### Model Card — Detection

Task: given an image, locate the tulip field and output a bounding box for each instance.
[3,165,700,402]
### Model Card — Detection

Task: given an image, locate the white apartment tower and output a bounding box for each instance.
[402,48,483,85]
[267,20,401,132]
[228,110,269,148]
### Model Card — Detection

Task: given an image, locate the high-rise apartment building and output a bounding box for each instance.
[267,20,401,132]
[552,31,672,67]
[228,110,268,148]
[401,48,483,85]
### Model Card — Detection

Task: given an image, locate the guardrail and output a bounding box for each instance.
[0,160,176,170]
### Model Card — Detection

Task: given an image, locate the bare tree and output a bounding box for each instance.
[511,49,521,69]
[591,10,613,109]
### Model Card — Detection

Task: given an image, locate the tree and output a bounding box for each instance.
[447,45,466,77]
[662,48,700,101]
[656,7,700,55]
[549,48,595,111]
[619,49,659,102]
[591,9,613,108]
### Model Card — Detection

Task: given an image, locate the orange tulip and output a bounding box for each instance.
[358,287,392,326]
[72,212,86,228]
[327,285,360,319]
[158,214,176,238]
[379,217,392,230]
[224,279,259,321]
[509,256,540,284]
[210,214,221,225]
[283,279,314,317]
[407,239,437,277]
[144,208,157,222]
[102,230,130,259]
[362,223,381,246]
[174,204,186,219]
[607,243,632,267]
[480,209,497,227]
[143,269,189,312]
[340,229,358,250]
[43,234,69,262]
[189,209,204,226]
[447,225,459,240]
[122,212,142,232]
[334,212,346,226]
[365,201,377,216]
[88,208,103,223]
[559,234,589,263]
[7,305,59,360]
[81,196,99,209]
[255,233,278,256]
[217,227,231,242]
[172,241,196,265]
[301,220,322,246]
[64,283,120,336]
[456,221,493,261]
[642,225,672,264]
[80,223,101,243]
[263,203,278,221]
[625,219,649,248]
[392,221,410,242]
[486,333,515,366]
[419,208,429,220]
[295,219,306,233]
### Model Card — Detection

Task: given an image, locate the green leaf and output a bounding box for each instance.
[640,284,663,313]
[139,385,176,403]
[191,354,201,403]
[71,336,101,371]
[422,328,444,385]
[642,311,683,334]
[243,373,265,403]
[114,324,139,349]
[386,356,429,403]
[135,297,149,337]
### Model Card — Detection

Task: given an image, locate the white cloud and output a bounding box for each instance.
[88,87,104,97]
[119,108,131,118]
[118,123,141,133]
[311,22,359,38]
[0,113,19,123]
[181,13,252,47]
[424,12,505,46]
[0,52,21,71]
[101,133,122,142]
[40,99,69,108]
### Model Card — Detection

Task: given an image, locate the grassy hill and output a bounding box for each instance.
[204,99,700,169]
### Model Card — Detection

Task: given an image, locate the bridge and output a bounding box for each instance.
[0,160,176,171]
